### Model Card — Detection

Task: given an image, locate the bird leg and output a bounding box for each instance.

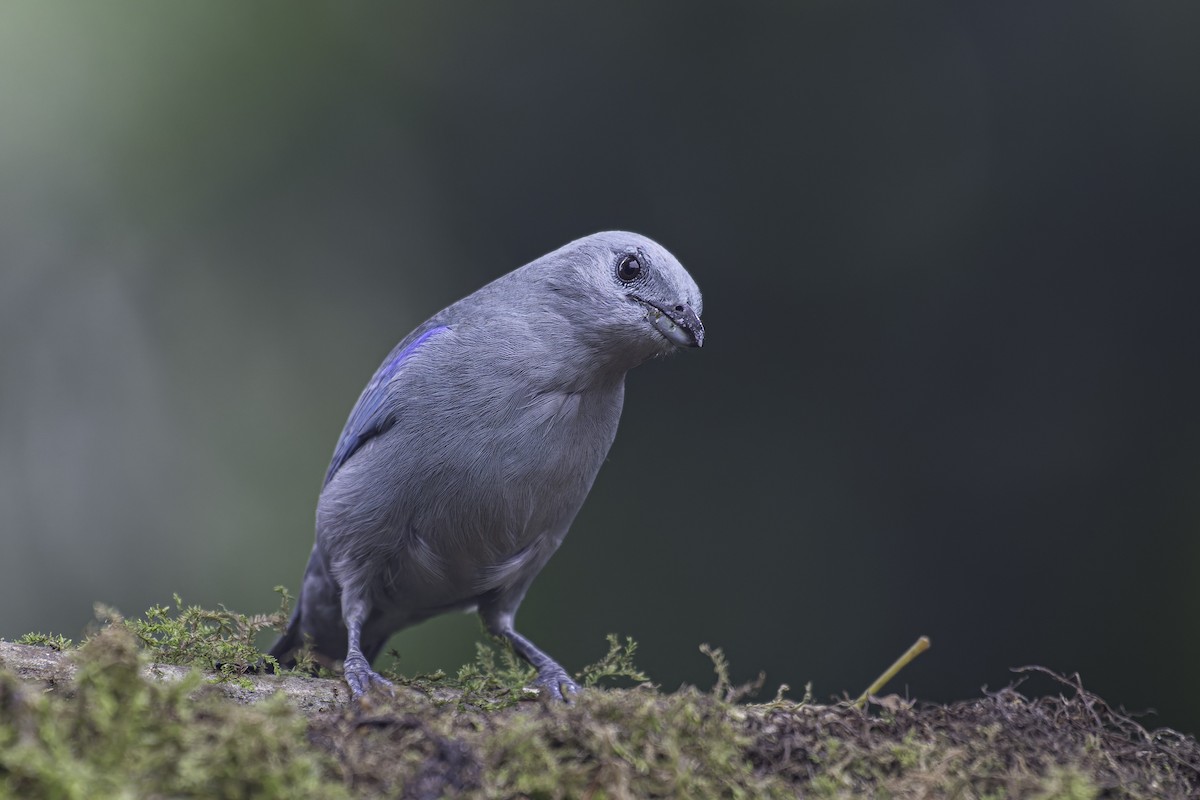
[341,597,393,698]
[484,610,579,701]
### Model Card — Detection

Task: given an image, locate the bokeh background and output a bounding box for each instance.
[3,3,1198,731]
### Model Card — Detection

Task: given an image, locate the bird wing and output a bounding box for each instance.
[324,324,450,486]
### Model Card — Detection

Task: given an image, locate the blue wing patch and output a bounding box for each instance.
[324,325,450,486]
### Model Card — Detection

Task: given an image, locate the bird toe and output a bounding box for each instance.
[344,660,394,699]
[535,669,580,702]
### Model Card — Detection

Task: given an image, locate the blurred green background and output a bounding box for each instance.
[2,3,1198,731]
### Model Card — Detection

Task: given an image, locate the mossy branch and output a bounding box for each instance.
[4,601,1200,799]
[0,638,353,716]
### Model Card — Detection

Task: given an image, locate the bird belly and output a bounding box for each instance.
[321,385,620,617]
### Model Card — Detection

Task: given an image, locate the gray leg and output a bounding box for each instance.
[481,607,579,701]
[341,595,394,698]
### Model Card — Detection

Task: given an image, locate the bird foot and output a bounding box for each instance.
[533,668,580,702]
[344,657,394,699]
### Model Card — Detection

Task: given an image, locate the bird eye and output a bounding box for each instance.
[616,254,643,282]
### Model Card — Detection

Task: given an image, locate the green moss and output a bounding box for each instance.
[14,633,73,651]
[305,684,792,798]
[0,625,349,799]
[5,595,1199,798]
[387,631,653,713]
[889,730,921,769]
[577,633,650,688]
[479,689,790,799]
[118,588,291,676]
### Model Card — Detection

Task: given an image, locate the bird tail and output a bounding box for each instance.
[266,598,303,670]
[266,543,340,671]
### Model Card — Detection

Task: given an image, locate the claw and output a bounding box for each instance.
[535,669,581,702]
[344,657,394,699]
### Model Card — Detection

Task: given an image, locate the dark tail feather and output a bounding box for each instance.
[266,598,303,670]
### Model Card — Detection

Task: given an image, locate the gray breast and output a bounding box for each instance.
[344,382,623,613]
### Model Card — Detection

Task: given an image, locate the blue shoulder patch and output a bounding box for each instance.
[324,325,450,486]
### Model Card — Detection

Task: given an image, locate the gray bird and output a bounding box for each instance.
[268,231,704,699]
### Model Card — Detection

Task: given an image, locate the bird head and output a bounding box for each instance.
[537,231,704,366]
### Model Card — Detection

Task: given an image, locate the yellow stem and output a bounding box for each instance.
[854,636,931,710]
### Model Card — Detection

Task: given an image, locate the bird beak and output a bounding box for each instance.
[636,297,705,348]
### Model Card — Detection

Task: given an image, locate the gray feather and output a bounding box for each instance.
[269,231,704,698]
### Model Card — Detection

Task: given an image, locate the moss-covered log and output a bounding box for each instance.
[4,626,1200,799]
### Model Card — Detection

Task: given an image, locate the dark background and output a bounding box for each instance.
[3,3,1198,731]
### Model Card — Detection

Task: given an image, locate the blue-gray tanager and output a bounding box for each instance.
[268,231,704,699]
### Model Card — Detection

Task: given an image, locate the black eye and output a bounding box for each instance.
[616,254,643,282]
